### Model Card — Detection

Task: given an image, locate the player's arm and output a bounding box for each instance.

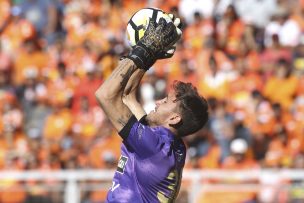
[122,15,182,121]
[95,17,180,132]
[122,69,147,121]
[95,58,138,132]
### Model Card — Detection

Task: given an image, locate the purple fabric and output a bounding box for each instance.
[106,120,186,203]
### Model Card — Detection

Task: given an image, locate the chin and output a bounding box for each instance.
[146,111,154,120]
[146,112,158,126]
[147,109,156,116]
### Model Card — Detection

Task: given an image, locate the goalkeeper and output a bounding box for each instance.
[95,15,209,203]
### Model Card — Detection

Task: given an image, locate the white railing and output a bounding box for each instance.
[0,169,303,203]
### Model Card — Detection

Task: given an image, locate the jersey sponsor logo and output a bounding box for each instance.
[117,155,128,174]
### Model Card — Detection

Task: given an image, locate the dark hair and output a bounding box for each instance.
[172,81,209,136]
[225,4,239,21]
[276,58,292,78]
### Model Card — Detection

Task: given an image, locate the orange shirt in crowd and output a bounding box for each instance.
[263,76,299,109]
[184,19,214,53]
[72,76,102,113]
[13,49,49,85]
[196,49,233,77]
[73,108,101,138]
[98,55,118,79]
[47,72,78,106]
[196,49,232,99]
[43,108,73,141]
[152,0,179,13]
[89,132,121,169]
[197,145,221,169]
[123,0,147,18]
[287,101,304,138]
[226,20,245,56]
[2,19,36,54]
[89,183,109,203]
[229,71,263,95]
[0,139,8,170]
[245,51,261,71]
[0,181,26,203]
[221,156,259,170]
[296,75,304,95]
[167,66,199,90]
[248,101,277,136]
[198,74,229,100]
[265,138,286,167]
[0,0,10,26]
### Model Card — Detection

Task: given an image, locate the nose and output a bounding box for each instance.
[155,98,165,106]
[155,100,161,106]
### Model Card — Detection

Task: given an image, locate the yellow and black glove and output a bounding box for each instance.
[127,17,181,71]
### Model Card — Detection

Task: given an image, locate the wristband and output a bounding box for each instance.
[127,45,156,71]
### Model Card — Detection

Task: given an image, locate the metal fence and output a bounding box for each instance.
[0,169,303,203]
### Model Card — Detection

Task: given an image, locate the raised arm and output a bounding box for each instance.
[95,17,181,132]
[122,15,182,121]
[95,58,138,131]
[122,69,147,121]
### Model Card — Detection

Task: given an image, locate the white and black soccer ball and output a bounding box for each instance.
[126,8,172,47]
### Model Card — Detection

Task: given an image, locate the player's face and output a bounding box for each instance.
[146,90,180,126]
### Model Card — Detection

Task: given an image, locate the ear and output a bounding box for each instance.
[168,113,181,126]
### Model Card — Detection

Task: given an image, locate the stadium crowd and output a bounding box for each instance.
[0,0,304,202]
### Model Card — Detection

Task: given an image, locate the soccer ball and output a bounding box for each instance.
[126,8,172,47]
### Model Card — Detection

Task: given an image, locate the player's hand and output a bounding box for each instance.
[127,16,182,70]
[122,92,136,107]
[141,16,181,53]
[158,14,182,59]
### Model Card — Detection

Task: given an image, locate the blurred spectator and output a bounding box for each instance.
[19,0,58,40]
[88,119,121,169]
[196,129,221,169]
[293,41,304,72]
[217,4,245,59]
[13,39,49,86]
[184,12,214,53]
[265,7,301,47]
[214,0,277,28]
[72,64,103,113]
[0,43,13,72]
[263,59,298,109]
[72,95,104,139]
[1,94,22,132]
[198,46,231,99]
[222,138,259,169]
[23,85,52,139]
[209,100,234,161]
[179,0,214,24]
[43,96,72,141]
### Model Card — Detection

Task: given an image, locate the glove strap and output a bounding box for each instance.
[127,45,156,71]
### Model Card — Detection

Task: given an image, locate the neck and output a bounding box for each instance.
[146,119,179,136]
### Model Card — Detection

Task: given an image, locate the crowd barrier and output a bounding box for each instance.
[0,169,303,203]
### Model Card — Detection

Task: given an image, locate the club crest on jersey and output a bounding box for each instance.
[175,150,183,162]
[117,155,128,174]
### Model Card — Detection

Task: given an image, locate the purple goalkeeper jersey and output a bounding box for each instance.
[106,115,186,203]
